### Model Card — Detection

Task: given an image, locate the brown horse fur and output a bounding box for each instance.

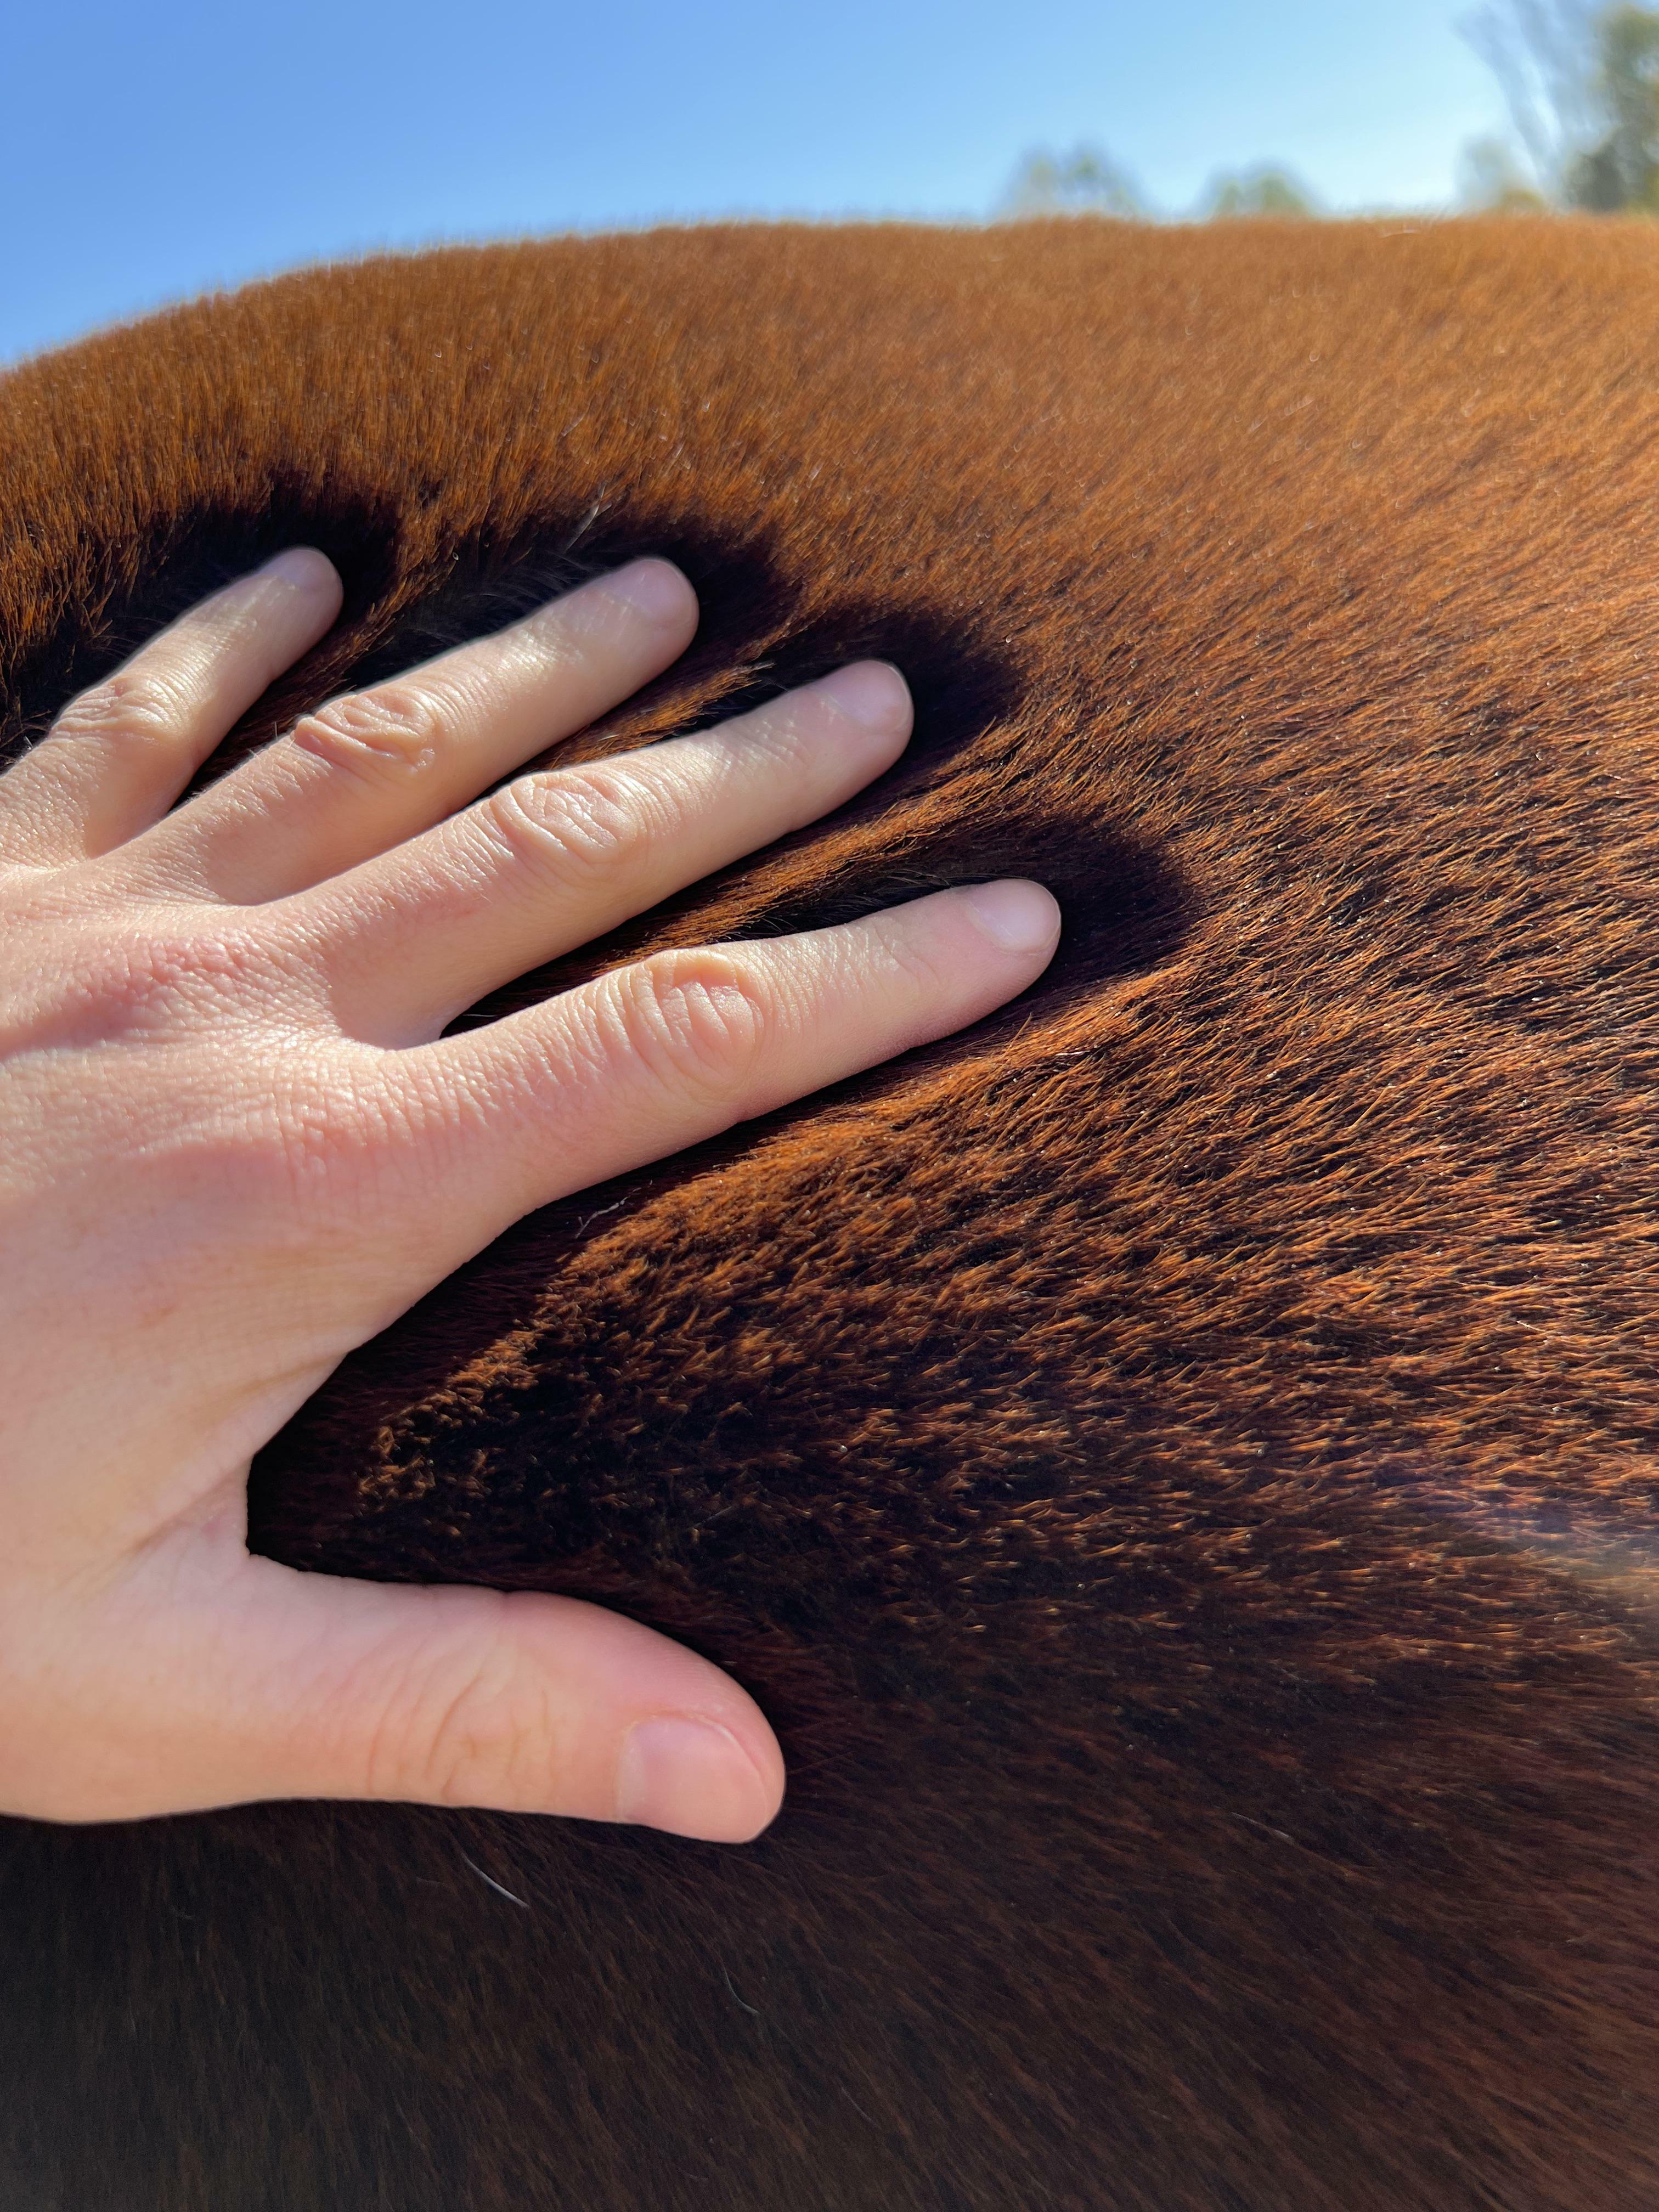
[3,216,1659,2210]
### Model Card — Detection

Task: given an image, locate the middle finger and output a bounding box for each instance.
[296,661,914,1044]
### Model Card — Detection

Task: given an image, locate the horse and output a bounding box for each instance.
[4,214,1659,2210]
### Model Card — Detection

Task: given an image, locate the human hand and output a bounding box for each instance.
[0,551,1059,1839]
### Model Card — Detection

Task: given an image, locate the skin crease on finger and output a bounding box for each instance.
[0,547,1060,1838]
[15,221,1659,2212]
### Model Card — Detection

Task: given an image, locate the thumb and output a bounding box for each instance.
[60,1531,785,1838]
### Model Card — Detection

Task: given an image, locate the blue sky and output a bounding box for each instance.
[3,0,1509,365]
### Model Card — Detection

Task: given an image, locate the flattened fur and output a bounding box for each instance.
[3,218,1659,2209]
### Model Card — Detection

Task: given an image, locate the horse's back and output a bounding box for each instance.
[5,218,1659,2210]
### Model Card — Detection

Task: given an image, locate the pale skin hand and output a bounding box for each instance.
[0,550,1059,1841]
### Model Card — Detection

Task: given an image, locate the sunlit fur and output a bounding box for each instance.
[5,218,1659,2210]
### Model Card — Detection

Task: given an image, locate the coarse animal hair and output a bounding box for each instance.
[3,217,1659,2210]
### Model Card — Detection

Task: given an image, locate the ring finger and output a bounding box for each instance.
[118,559,699,905]
[298,661,913,1044]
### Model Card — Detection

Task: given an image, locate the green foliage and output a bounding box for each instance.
[1202,165,1321,219]
[1462,1,1659,210]
[998,148,1318,224]
[999,145,1146,220]
[1566,4,1659,206]
[998,2,1659,224]
[1457,134,1553,207]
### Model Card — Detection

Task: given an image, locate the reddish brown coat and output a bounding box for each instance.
[4,218,1659,2210]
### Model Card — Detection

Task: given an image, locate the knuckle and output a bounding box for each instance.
[67,930,250,1029]
[601,948,768,1107]
[290,681,447,784]
[862,901,955,1000]
[883,919,951,998]
[375,1634,554,1807]
[22,917,319,1060]
[52,667,188,752]
[482,767,650,885]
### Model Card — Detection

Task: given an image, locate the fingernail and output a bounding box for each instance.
[601,558,696,627]
[615,1716,777,1842]
[815,661,911,731]
[259,546,338,596]
[961,879,1060,954]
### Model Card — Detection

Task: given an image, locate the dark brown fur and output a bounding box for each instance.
[4,217,1659,2210]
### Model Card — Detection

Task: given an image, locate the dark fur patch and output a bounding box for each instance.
[5,219,1659,2209]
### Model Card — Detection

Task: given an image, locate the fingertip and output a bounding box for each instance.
[814,659,913,737]
[959,878,1062,957]
[259,545,343,611]
[600,556,700,634]
[615,1712,785,1843]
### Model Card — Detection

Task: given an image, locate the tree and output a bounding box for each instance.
[996,149,1323,224]
[1457,134,1551,208]
[1201,165,1320,219]
[998,145,1146,220]
[1461,1,1659,208]
[1570,4,1659,205]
